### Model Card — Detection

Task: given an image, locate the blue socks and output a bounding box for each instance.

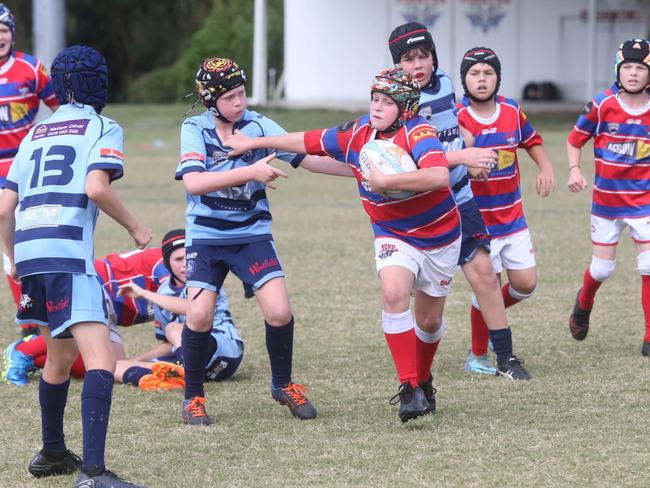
[265,316,294,390]
[81,369,114,472]
[122,366,152,387]
[489,327,513,365]
[39,378,70,455]
[182,326,212,400]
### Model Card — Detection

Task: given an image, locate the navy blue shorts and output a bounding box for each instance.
[16,273,108,338]
[458,199,491,265]
[185,240,284,294]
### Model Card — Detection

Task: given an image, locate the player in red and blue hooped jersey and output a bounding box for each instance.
[389,23,534,381]
[0,3,59,337]
[456,47,555,371]
[567,39,650,357]
[225,67,460,423]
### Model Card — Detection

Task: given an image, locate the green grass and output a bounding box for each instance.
[0,104,648,488]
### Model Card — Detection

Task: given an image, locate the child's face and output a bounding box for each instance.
[0,24,12,60]
[619,62,650,92]
[370,92,400,131]
[464,62,498,101]
[399,48,433,87]
[216,85,248,122]
[169,248,186,284]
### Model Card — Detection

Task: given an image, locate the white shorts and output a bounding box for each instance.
[591,214,650,246]
[489,229,536,273]
[374,237,461,297]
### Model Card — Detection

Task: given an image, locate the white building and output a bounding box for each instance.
[283,0,648,109]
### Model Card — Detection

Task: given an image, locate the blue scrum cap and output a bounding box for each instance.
[51,45,109,113]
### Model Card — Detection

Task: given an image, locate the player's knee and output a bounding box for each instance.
[508,283,536,301]
[636,251,650,276]
[381,285,410,311]
[415,313,443,333]
[186,308,214,332]
[264,307,293,326]
[589,256,616,281]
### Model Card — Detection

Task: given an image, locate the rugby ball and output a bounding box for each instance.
[359,139,418,199]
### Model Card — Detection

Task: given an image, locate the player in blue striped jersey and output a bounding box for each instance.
[176,57,350,425]
[0,46,151,488]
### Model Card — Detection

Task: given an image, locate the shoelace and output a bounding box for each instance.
[187,397,207,417]
[282,383,309,406]
[388,385,411,406]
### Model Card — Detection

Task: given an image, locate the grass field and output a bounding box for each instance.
[0,104,648,488]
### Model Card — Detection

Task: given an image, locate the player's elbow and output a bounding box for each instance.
[182,173,205,196]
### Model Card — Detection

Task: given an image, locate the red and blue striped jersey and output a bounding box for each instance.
[568,84,650,219]
[0,51,58,186]
[94,247,169,327]
[304,115,460,249]
[457,96,542,237]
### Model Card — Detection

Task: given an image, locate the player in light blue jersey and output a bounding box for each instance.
[116,229,244,388]
[0,46,151,488]
[175,57,350,425]
[388,23,532,380]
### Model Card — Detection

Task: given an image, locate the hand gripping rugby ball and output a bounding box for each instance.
[359,139,418,199]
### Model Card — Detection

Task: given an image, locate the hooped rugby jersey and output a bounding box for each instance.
[457,95,543,237]
[153,280,241,344]
[0,51,58,186]
[94,247,169,326]
[176,110,304,246]
[419,68,473,205]
[4,104,124,278]
[304,115,460,249]
[568,83,650,219]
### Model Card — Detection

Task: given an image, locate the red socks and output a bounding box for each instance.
[578,267,603,311]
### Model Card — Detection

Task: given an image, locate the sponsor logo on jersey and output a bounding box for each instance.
[32,119,89,140]
[481,127,497,135]
[412,126,437,142]
[627,118,642,125]
[100,148,124,160]
[608,123,619,135]
[497,150,515,170]
[338,119,355,132]
[439,278,452,286]
[22,204,61,229]
[637,140,650,160]
[186,252,197,259]
[212,150,229,162]
[606,141,636,157]
[180,151,206,163]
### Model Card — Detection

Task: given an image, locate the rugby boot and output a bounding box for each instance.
[496,355,532,381]
[75,469,148,487]
[181,396,213,426]
[419,375,437,415]
[271,383,317,420]
[389,382,428,423]
[569,289,591,341]
[27,449,81,478]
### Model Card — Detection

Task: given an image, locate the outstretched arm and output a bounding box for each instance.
[224,130,307,156]
[300,155,353,177]
[118,281,187,316]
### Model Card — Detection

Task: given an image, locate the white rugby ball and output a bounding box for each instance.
[359,139,418,199]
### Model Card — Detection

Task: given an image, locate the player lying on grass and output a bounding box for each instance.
[456,46,555,371]
[567,39,650,357]
[116,229,244,389]
[388,22,533,379]
[226,67,460,423]
[3,230,244,390]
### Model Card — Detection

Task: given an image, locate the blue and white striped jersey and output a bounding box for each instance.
[153,279,241,343]
[5,104,124,278]
[419,68,473,205]
[175,110,304,246]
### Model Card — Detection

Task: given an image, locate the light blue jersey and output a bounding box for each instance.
[153,279,242,348]
[419,68,472,205]
[175,110,304,246]
[4,104,124,278]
